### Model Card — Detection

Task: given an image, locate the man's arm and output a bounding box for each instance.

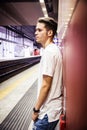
[32,75,52,121]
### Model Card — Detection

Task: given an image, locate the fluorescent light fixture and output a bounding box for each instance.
[39,0,44,3]
[44,14,48,17]
[68,14,71,17]
[42,7,46,11]
[39,0,48,17]
[70,7,74,10]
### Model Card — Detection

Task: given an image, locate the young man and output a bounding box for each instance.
[32,17,63,130]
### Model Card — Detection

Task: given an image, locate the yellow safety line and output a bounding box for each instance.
[0,68,37,100]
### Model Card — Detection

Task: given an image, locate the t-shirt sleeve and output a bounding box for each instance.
[42,51,56,77]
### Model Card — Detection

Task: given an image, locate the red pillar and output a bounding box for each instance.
[63,0,87,130]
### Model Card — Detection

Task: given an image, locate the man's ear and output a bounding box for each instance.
[48,30,53,36]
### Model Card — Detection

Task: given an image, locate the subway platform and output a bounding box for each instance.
[0,64,39,130]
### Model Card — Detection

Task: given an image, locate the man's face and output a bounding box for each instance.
[35,22,48,46]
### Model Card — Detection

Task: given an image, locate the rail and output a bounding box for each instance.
[0,56,41,83]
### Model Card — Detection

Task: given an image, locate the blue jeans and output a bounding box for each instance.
[32,114,59,130]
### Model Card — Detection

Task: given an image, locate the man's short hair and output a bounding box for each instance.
[37,17,57,37]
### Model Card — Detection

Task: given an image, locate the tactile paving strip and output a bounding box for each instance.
[0,80,37,130]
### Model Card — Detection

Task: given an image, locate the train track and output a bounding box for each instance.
[0,56,41,83]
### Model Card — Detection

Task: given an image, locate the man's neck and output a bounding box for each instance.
[44,39,53,48]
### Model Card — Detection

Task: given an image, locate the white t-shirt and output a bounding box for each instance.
[38,43,63,122]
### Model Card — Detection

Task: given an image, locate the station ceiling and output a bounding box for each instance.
[0,0,77,44]
[0,0,58,25]
[0,0,58,43]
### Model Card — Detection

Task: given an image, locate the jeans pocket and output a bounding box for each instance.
[33,114,49,130]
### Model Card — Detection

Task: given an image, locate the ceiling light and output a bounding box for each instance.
[39,0,48,17]
[39,0,44,3]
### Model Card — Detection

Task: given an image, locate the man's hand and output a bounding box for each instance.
[32,112,39,121]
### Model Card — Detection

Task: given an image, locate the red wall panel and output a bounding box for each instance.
[63,1,87,130]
